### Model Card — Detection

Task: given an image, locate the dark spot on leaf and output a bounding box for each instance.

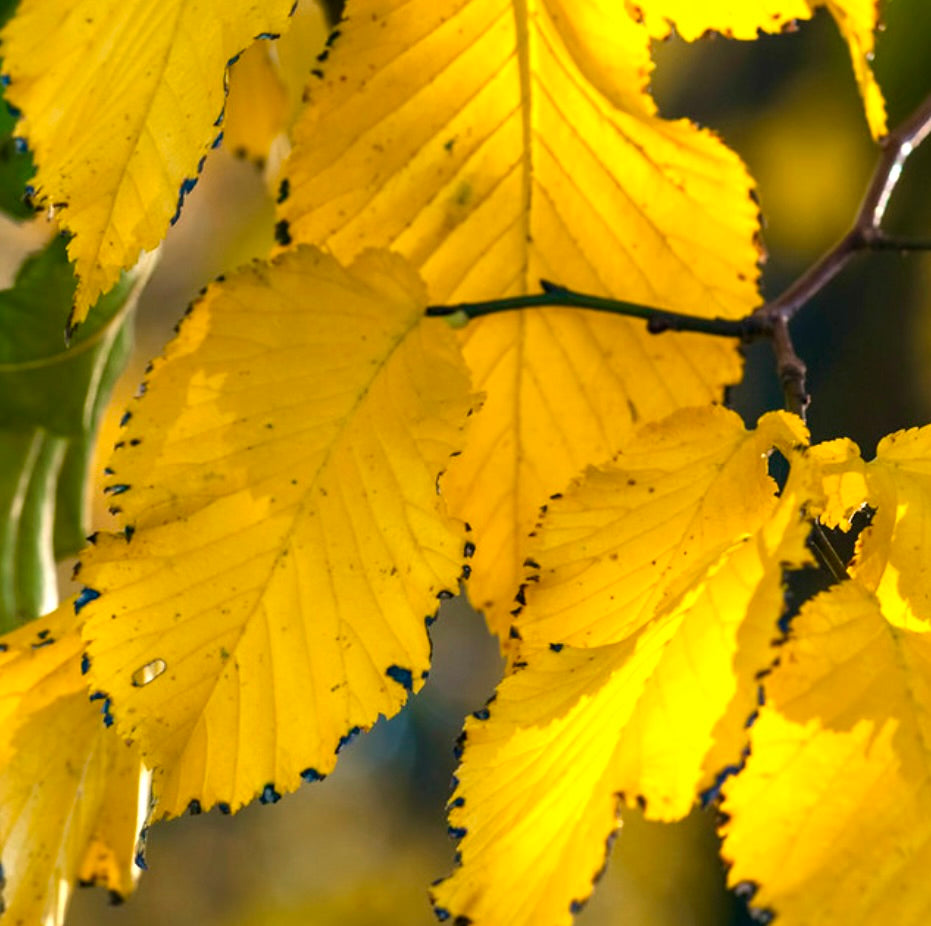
[471,708,489,721]
[187,799,202,815]
[447,796,465,809]
[386,664,413,691]
[336,726,362,754]
[437,589,454,600]
[447,825,467,840]
[460,564,471,579]
[274,219,292,245]
[276,177,290,203]
[453,731,467,760]
[74,587,101,614]
[301,768,326,783]
[508,626,521,640]
[549,642,563,653]
[218,803,231,815]
[570,900,586,914]
[105,483,130,496]
[119,411,132,427]
[463,540,476,558]
[260,783,281,805]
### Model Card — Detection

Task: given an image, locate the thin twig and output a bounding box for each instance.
[758,90,931,325]
[426,282,767,341]
[745,90,931,417]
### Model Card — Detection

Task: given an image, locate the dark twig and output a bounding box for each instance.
[758,90,931,326]
[743,90,931,417]
[426,281,767,341]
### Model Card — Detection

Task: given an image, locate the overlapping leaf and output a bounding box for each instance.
[717,424,931,923]
[79,246,475,818]
[0,0,298,324]
[279,0,761,640]
[635,1,886,139]
[222,0,328,168]
[0,605,147,925]
[515,406,808,646]
[721,580,931,925]
[431,408,814,926]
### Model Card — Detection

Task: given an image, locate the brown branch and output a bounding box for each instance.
[746,90,931,418]
[757,91,931,326]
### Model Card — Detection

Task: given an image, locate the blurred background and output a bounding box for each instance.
[44,1,931,924]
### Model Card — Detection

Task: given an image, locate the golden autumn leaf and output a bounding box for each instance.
[222,0,329,169]
[223,42,290,166]
[279,0,762,641]
[720,580,931,925]
[0,0,298,324]
[515,406,809,646]
[0,604,147,926]
[431,408,814,926]
[79,246,475,819]
[634,0,887,139]
[807,424,931,625]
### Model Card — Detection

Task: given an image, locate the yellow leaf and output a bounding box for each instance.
[431,410,813,926]
[811,426,931,628]
[720,580,931,925]
[635,1,887,139]
[631,0,812,39]
[0,605,147,925]
[0,0,298,324]
[821,0,887,139]
[222,0,329,169]
[516,406,808,646]
[223,43,290,166]
[79,246,475,818]
[278,0,762,641]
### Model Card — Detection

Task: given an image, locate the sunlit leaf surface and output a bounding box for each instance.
[0,605,147,925]
[280,0,762,641]
[721,580,931,925]
[431,409,813,926]
[0,0,297,323]
[516,407,808,646]
[80,246,475,818]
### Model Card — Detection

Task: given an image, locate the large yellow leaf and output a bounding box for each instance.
[279,0,760,641]
[720,580,931,925]
[634,1,887,139]
[79,246,475,818]
[0,605,147,925]
[431,409,813,926]
[0,0,297,324]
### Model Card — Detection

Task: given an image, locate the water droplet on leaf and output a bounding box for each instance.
[131,658,167,687]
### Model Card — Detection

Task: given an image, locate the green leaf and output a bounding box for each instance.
[0,236,150,628]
